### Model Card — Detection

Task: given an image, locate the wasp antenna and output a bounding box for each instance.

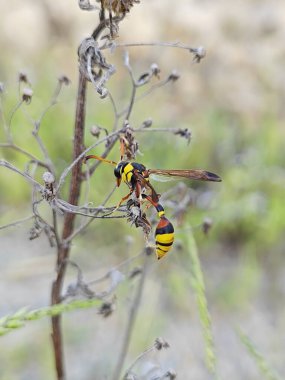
[205,171,222,182]
[84,155,117,166]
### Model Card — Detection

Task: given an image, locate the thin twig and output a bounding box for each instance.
[0,143,51,170]
[64,184,118,243]
[6,99,24,142]
[112,248,152,380]
[0,160,44,191]
[124,343,156,376]
[0,215,34,231]
[113,41,202,52]
[117,75,173,119]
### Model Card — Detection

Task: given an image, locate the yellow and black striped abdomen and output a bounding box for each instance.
[155,216,175,260]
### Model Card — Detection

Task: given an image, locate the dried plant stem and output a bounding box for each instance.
[115,41,201,51]
[50,72,87,380]
[112,249,151,380]
[0,143,49,168]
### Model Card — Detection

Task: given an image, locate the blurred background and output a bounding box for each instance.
[1,0,285,379]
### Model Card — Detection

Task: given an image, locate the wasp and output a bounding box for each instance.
[84,155,221,259]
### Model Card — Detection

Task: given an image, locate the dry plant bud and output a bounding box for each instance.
[22,88,33,103]
[191,46,206,63]
[120,123,139,160]
[165,369,177,379]
[58,75,71,86]
[202,217,213,235]
[90,125,101,137]
[154,337,170,350]
[136,72,151,86]
[150,63,160,78]
[97,86,109,98]
[98,300,115,318]
[43,171,55,199]
[126,199,152,236]
[43,171,55,185]
[101,0,140,15]
[168,70,180,82]
[174,128,191,144]
[140,118,153,129]
[137,63,161,86]
[18,72,29,83]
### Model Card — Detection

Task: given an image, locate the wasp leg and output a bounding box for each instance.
[114,191,132,212]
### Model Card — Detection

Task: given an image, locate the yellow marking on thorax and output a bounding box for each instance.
[158,210,165,218]
[121,163,134,184]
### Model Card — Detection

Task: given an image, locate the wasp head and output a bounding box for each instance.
[114,161,126,187]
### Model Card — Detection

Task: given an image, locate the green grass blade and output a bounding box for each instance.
[186,228,219,378]
[0,298,101,336]
[237,327,281,380]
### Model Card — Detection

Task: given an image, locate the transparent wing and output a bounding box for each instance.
[148,169,222,182]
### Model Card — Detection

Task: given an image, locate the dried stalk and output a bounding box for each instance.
[50,71,87,380]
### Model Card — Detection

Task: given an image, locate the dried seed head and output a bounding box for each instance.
[43,172,56,200]
[22,88,33,104]
[168,70,180,82]
[141,118,153,129]
[202,217,213,235]
[154,337,170,350]
[98,301,115,318]
[58,75,71,85]
[101,0,140,15]
[43,171,55,185]
[150,63,160,78]
[90,125,101,137]
[126,199,152,236]
[191,46,206,63]
[174,128,192,144]
[165,369,177,379]
[18,72,29,83]
[120,123,139,160]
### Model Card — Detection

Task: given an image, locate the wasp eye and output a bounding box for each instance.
[114,162,125,178]
[114,167,121,178]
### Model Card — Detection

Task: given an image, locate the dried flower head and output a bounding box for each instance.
[98,300,115,317]
[42,172,56,201]
[120,123,139,160]
[126,199,152,236]
[100,0,140,15]
[18,72,29,84]
[190,46,206,63]
[202,217,213,235]
[140,118,153,129]
[22,88,33,104]
[58,75,71,86]
[154,337,170,350]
